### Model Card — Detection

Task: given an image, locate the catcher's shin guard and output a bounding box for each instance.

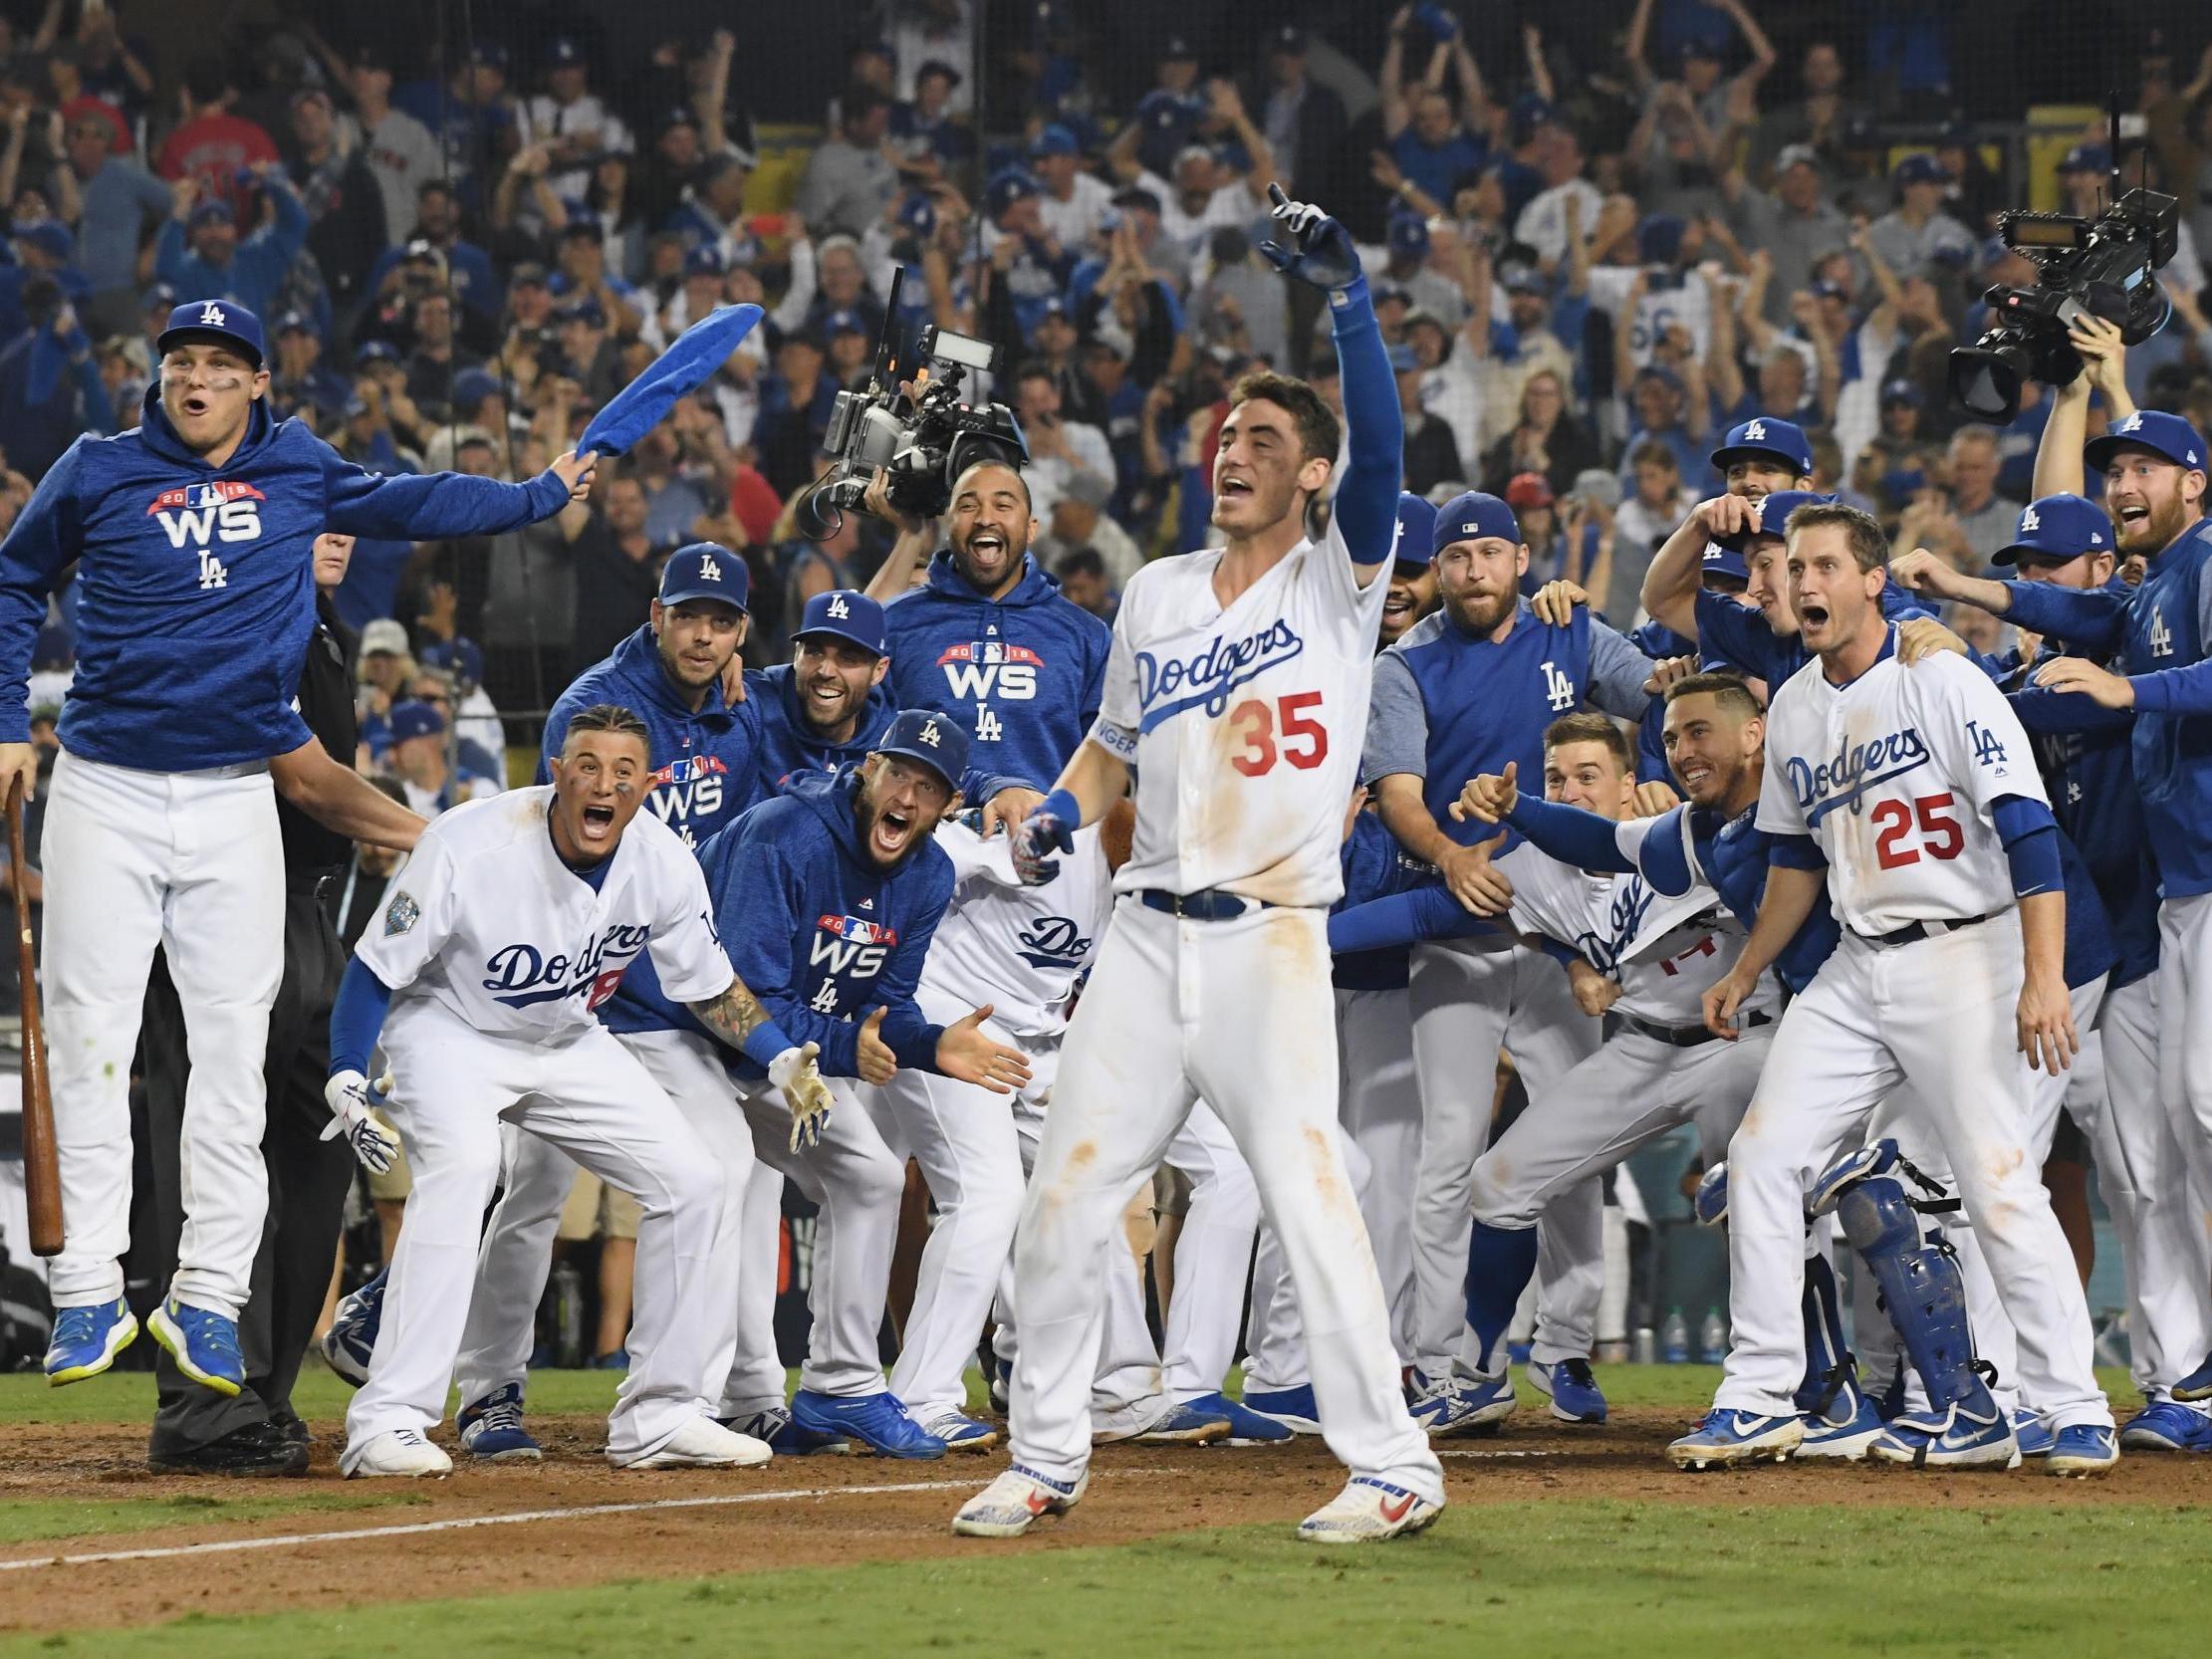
[1794,1252,1856,1415]
[1834,1175,1997,1418]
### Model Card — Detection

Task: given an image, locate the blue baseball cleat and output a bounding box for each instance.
[1409,1370,1515,1437]
[1797,1383,1887,1461]
[1133,1398,1234,1444]
[1668,1408,1804,1470]
[727,1406,851,1455]
[2170,1350,2212,1403]
[147,1298,245,1397]
[917,1409,1000,1452]
[1241,1382,1321,1434]
[1867,1402,2019,1470]
[2047,1423,2120,1477]
[320,1270,384,1387]
[2118,1398,2212,1453]
[44,1298,139,1386]
[1527,1358,1607,1424]
[2010,1407,2056,1458]
[457,1383,543,1462]
[1182,1390,1293,1445]
[791,1388,946,1459]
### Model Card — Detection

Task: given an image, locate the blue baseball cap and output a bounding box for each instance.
[451,365,501,408]
[547,35,584,66]
[2060,143,2111,176]
[1430,491,1521,558]
[1386,342,1419,373]
[1387,211,1429,259]
[659,543,750,611]
[1637,213,1685,266]
[1717,488,1835,551]
[1893,152,1949,186]
[797,589,887,656]
[823,308,868,338]
[1030,123,1079,158]
[418,636,485,689]
[1699,543,1749,584]
[1392,492,1438,569]
[1880,377,1923,408]
[685,242,726,277]
[987,166,1040,219]
[1710,416,1814,478]
[387,699,446,743]
[874,707,969,791]
[2084,408,2208,474]
[1992,494,2115,568]
[896,191,938,238]
[13,218,72,262]
[157,299,266,369]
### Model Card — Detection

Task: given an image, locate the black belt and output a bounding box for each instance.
[1622,1010,1771,1048]
[1854,910,2000,949]
[1137,888,1274,921]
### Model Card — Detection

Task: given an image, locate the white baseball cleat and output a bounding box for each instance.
[615,1416,773,1470]
[342,1428,453,1479]
[1297,1476,1444,1544]
[951,1464,1088,1538]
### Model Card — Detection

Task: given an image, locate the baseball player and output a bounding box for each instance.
[325,703,833,1476]
[1362,489,1658,1431]
[953,186,1446,1543]
[12,300,595,1394]
[1670,502,2116,1477]
[1891,430,2212,1423]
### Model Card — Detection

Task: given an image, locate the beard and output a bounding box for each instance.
[1446,587,1516,634]
[2117,492,2194,557]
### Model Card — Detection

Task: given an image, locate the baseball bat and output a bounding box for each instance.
[9,775,59,1256]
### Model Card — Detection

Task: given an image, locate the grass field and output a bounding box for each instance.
[0,1366,2202,1658]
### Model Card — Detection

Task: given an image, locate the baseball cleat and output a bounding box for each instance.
[1408,1370,1512,1438]
[1183,1390,1294,1445]
[343,1428,452,1479]
[917,1410,999,1452]
[2118,1398,2212,1453]
[1241,1382,1322,1434]
[457,1383,543,1463]
[728,1406,851,1455]
[1527,1358,1607,1424]
[1668,1408,1804,1470]
[2047,1424,2119,1477]
[2170,1349,2212,1403]
[616,1415,773,1470]
[791,1388,946,1459]
[987,1358,1011,1415]
[1796,1391,1887,1461]
[2010,1407,2056,1458]
[44,1298,139,1386]
[951,1464,1088,1538]
[147,1416,311,1478]
[320,1270,384,1387]
[1133,1399,1235,1444]
[147,1298,245,1397]
[1297,1477,1443,1544]
[1867,1403,2020,1470]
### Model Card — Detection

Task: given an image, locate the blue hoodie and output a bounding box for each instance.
[744,661,901,808]
[0,386,571,768]
[611,768,954,1078]
[880,550,1111,788]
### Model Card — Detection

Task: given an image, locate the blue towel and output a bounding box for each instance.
[579,303,764,459]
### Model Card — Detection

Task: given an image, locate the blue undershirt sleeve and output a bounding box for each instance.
[327,957,395,1077]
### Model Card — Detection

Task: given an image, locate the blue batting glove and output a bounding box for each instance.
[1257,183,1363,295]
[1012,789,1080,885]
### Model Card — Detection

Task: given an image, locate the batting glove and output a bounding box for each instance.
[322,1068,402,1174]
[1258,184,1362,294]
[1012,789,1080,886]
[769,1043,834,1152]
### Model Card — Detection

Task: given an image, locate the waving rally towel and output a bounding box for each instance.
[579,303,764,459]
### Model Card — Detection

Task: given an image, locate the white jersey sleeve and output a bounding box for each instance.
[643,844,737,1007]
[1913,651,2050,819]
[355,828,461,991]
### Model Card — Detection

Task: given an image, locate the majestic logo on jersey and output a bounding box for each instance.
[1133,619,1305,733]
[382,891,419,937]
[1539,658,1576,711]
[809,913,897,983]
[146,479,265,550]
[1015,915,1092,971]
[1788,726,1933,827]
[482,923,651,1008]
[937,640,1044,701]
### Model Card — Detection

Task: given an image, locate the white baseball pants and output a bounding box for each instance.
[1336,987,1421,1362]
[1241,1127,1372,1395]
[1005,899,1441,1503]
[1159,1101,1260,1402]
[43,751,284,1316]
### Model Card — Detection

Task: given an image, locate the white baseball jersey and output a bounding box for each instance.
[1097,518,1388,906]
[358,786,734,1040]
[1586,266,1715,371]
[1757,634,2048,935]
[1495,840,1766,1026]
[919,819,1112,1037]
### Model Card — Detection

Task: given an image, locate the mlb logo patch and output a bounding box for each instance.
[383,891,420,937]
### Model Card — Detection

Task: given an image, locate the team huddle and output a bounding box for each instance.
[13,186,2212,1544]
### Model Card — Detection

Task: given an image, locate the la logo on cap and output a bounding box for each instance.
[2119,413,2143,433]
[2021,505,2040,531]
[1743,419,1766,441]
[698,558,721,582]
[918,720,941,747]
[828,594,851,618]
[200,302,226,327]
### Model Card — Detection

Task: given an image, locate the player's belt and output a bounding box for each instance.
[1137,887,1276,921]
[1620,1010,1771,1048]
[1854,910,2001,949]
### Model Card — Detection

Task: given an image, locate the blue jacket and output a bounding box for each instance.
[881,551,1109,789]
[745,661,900,809]
[615,769,953,1077]
[152,181,310,319]
[0,387,570,767]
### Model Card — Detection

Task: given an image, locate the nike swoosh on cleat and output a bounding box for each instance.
[1378,1492,1415,1524]
[1025,1491,1050,1515]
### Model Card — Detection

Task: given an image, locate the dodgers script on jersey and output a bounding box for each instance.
[1098,515,1388,905]
[921,820,1111,1036]
[1494,840,1763,1026]
[356,788,734,1042]
[1756,638,2048,935]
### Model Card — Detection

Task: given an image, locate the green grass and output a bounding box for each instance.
[0,1490,428,1545]
[4,1502,2207,1659]
[0,1367,629,1428]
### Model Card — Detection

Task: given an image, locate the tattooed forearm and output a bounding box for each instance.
[689,978,773,1048]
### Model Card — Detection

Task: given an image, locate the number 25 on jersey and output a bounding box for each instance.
[1870,793,1963,869]
[1228,692,1328,777]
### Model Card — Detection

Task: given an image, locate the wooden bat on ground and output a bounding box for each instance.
[9,775,58,1256]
